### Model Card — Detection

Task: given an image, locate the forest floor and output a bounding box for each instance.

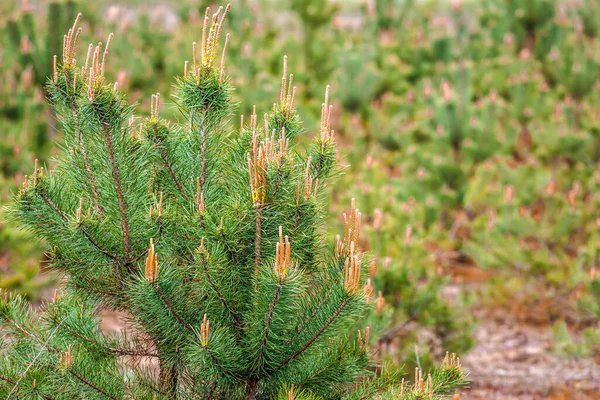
[461,308,600,400]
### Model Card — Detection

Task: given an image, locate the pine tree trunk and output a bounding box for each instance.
[159,354,178,399]
[244,380,259,400]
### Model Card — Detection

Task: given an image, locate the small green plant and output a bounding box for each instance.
[501,0,556,54]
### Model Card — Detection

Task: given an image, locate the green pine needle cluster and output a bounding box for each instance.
[1,4,467,399]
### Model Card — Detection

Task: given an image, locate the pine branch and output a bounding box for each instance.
[78,228,120,262]
[154,284,195,334]
[3,315,39,342]
[253,206,264,275]
[286,282,336,347]
[79,136,104,219]
[71,100,104,219]
[277,296,351,369]
[71,278,123,299]
[37,189,119,260]
[101,120,132,259]
[135,374,169,397]
[206,348,237,380]
[202,256,242,327]
[199,115,209,192]
[313,152,327,181]
[160,145,187,199]
[289,207,303,241]
[255,282,282,366]
[51,316,159,358]
[153,123,188,200]
[68,369,120,400]
[5,316,66,399]
[159,355,179,399]
[270,166,284,200]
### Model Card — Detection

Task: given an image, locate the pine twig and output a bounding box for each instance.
[68,369,120,400]
[154,124,187,200]
[278,296,351,369]
[102,120,132,260]
[71,102,104,219]
[256,282,282,366]
[253,206,264,275]
[6,317,66,399]
[202,257,242,327]
[154,285,195,334]
[38,190,119,260]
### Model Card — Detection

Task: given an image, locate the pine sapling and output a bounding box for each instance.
[1,5,466,399]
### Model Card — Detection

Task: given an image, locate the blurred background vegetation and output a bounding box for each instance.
[1,0,599,394]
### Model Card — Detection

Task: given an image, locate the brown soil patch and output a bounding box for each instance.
[462,314,600,400]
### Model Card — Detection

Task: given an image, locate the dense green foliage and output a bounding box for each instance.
[0,5,467,399]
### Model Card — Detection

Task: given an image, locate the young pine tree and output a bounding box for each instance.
[1,6,466,399]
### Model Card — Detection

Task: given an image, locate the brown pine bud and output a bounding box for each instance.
[443,352,461,368]
[145,239,158,282]
[568,190,576,212]
[358,325,371,349]
[76,198,83,223]
[428,373,433,398]
[344,246,361,293]
[504,185,514,205]
[383,257,392,270]
[373,208,383,231]
[341,199,361,257]
[404,225,412,246]
[200,313,210,347]
[274,226,291,280]
[363,278,374,302]
[441,80,452,103]
[32,159,39,186]
[488,209,497,231]
[489,89,498,104]
[195,178,206,214]
[157,192,163,216]
[546,179,556,196]
[60,345,73,368]
[368,259,377,277]
[376,291,384,315]
[423,79,432,98]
